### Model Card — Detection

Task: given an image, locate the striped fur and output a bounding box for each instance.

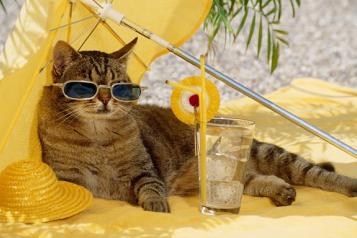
[244,140,357,206]
[38,40,357,213]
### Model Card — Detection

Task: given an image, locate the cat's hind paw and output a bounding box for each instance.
[141,197,170,213]
[272,185,296,206]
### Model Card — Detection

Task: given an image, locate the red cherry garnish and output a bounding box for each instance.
[189,94,200,107]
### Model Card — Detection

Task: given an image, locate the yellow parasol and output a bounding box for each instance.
[0,0,213,170]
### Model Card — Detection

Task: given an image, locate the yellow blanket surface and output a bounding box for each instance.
[1,79,356,237]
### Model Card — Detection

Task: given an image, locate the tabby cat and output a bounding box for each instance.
[38,38,357,213]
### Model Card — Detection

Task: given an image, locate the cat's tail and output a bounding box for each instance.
[316,162,335,172]
[252,140,357,197]
[302,160,356,197]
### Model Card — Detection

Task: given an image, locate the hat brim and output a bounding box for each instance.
[0,181,93,223]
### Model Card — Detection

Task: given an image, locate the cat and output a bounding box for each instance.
[38,38,357,213]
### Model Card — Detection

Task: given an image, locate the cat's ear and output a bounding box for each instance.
[52,41,80,80]
[110,37,138,63]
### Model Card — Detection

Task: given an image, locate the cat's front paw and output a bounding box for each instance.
[272,185,296,206]
[141,197,170,213]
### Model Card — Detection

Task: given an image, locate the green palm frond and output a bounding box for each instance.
[0,0,7,13]
[204,0,301,73]
[0,0,298,73]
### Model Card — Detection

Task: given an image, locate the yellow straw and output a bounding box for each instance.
[199,55,207,205]
[165,55,209,207]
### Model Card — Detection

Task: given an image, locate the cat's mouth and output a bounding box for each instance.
[96,104,112,114]
[97,108,111,114]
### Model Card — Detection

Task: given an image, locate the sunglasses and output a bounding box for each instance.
[53,80,142,102]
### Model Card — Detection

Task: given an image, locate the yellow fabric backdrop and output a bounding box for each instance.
[0,79,356,237]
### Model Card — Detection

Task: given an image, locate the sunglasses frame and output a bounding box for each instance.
[53,80,144,102]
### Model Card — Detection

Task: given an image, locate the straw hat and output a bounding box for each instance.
[0,160,93,223]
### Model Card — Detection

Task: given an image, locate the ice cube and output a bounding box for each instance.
[237,127,254,137]
[206,154,238,181]
[206,127,223,136]
[221,127,253,141]
[206,180,244,209]
[217,136,241,154]
[240,135,254,146]
[206,135,220,153]
[233,159,248,181]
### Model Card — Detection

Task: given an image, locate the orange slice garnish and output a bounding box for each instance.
[170,76,220,125]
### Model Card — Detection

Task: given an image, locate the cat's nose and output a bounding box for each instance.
[98,88,111,105]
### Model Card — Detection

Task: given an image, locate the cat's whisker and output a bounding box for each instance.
[115,104,130,115]
[57,107,88,126]
[53,102,131,124]
[56,112,79,126]
[53,107,74,117]
[53,107,83,119]
[116,107,127,115]
[53,107,69,114]
[53,107,87,123]
[67,112,83,125]
[53,111,76,123]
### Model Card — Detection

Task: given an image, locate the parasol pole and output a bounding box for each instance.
[80,0,357,158]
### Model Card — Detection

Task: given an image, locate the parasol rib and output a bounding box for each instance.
[79,1,149,69]
[78,19,102,50]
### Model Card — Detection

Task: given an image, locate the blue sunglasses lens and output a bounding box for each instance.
[63,82,97,99]
[112,84,141,101]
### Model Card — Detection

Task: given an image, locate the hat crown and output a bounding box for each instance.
[0,160,58,208]
[0,160,92,223]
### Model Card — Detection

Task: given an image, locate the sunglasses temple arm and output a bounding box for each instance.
[52,83,64,88]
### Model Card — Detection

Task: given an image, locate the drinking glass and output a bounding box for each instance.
[200,117,255,215]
